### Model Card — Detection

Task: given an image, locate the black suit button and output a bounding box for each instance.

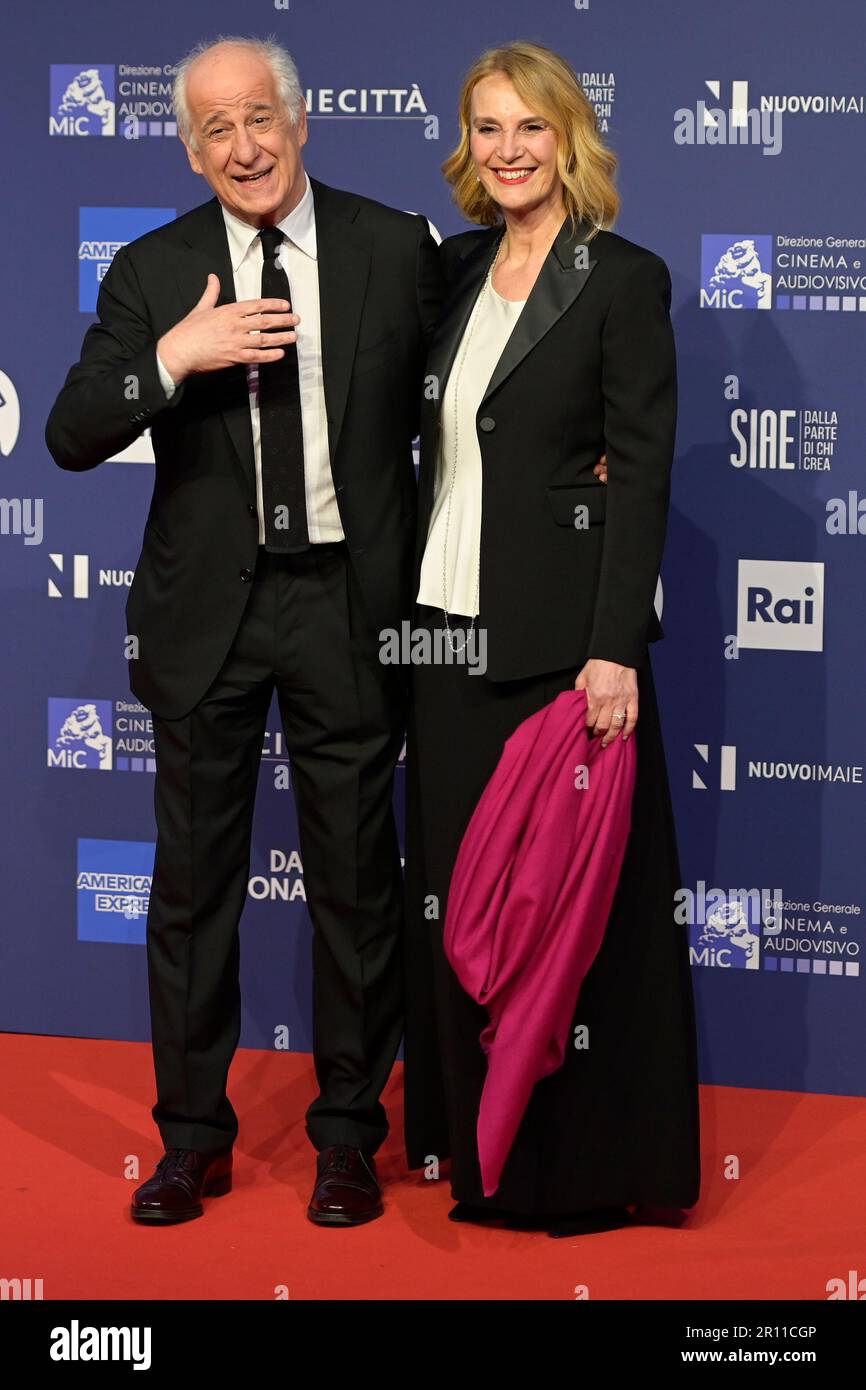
[479,416,496,432]
[247,503,256,516]
[239,567,254,582]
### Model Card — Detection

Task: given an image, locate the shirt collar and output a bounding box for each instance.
[220,169,317,270]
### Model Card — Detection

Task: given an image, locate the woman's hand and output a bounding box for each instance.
[574,658,637,745]
[579,453,636,742]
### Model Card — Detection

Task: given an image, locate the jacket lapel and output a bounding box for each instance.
[309,176,372,472]
[425,228,501,412]
[482,214,598,404]
[177,197,256,494]
[426,213,599,425]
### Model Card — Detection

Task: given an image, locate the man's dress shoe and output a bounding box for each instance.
[131,1146,233,1224]
[307,1144,383,1225]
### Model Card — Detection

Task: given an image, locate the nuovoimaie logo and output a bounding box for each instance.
[701,235,773,309]
[78,207,175,313]
[48,700,113,771]
[76,839,154,944]
[50,65,116,136]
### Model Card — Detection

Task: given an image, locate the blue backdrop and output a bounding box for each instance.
[1,0,864,1100]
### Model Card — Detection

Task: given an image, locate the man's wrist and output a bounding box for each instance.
[155,335,186,390]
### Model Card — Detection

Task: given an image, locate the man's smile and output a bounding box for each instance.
[232,165,275,186]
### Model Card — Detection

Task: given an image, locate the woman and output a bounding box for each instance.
[402,41,701,1234]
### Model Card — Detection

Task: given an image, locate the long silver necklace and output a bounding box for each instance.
[441,231,506,654]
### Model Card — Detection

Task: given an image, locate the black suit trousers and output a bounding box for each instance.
[145,541,405,1156]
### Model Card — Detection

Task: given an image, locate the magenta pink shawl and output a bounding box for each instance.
[443,689,637,1196]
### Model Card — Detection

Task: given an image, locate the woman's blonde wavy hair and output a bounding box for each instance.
[443,41,620,241]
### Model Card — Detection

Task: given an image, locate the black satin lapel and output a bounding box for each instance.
[177,197,238,310]
[314,192,371,470]
[425,231,502,416]
[177,198,255,494]
[482,227,598,405]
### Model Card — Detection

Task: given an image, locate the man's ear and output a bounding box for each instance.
[181,135,204,177]
[295,100,309,149]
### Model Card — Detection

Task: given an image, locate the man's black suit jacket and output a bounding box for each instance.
[415,215,676,679]
[46,176,444,719]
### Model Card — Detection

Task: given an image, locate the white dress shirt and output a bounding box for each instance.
[417,281,525,617]
[155,170,343,544]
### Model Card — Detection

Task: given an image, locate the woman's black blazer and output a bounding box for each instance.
[413,214,676,678]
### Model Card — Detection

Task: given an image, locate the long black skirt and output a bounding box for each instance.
[402,605,701,1215]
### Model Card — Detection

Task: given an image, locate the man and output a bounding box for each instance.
[45,36,443,1226]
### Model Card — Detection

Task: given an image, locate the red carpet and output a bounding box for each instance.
[1,1033,862,1300]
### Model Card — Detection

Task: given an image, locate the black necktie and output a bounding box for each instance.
[258,225,309,552]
